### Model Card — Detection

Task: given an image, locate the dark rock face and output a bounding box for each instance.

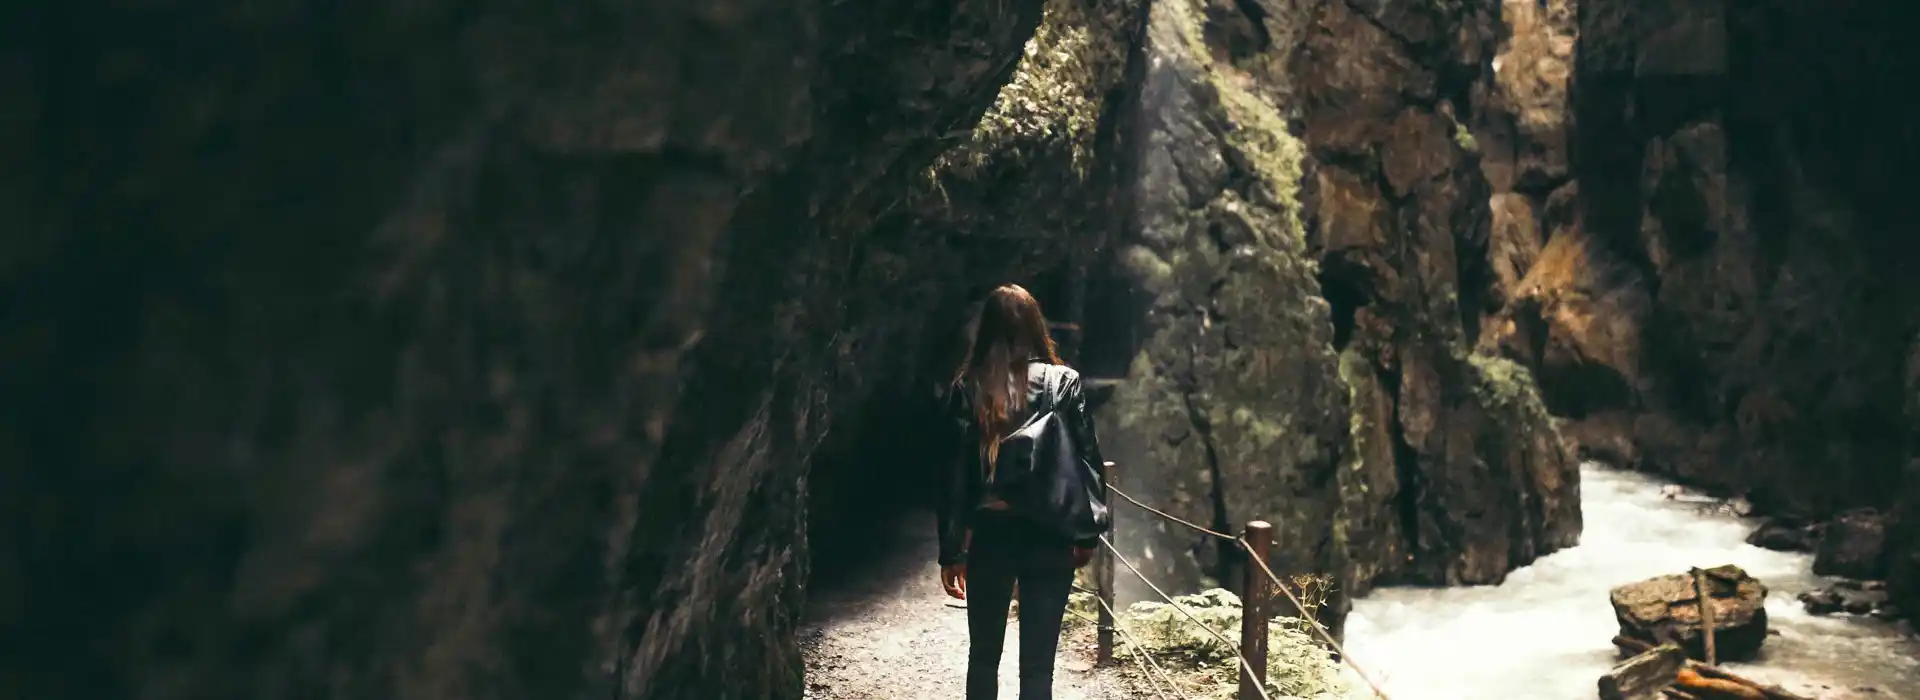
[0,1,1060,698]
[3,0,1589,695]
[1479,0,1920,614]
[1746,517,1820,553]
[1815,510,1891,581]
[1610,565,1769,663]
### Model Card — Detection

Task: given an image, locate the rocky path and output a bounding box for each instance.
[801,517,1128,699]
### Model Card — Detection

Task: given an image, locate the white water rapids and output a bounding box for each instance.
[1342,463,1920,700]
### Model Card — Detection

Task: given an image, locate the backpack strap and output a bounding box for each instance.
[1038,362,1060,413]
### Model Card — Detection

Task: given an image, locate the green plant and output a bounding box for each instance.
[1112,588,1350,699]
[1453,120,1479,152]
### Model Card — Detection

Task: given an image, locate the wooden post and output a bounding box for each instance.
[1095,461,1116,666]
[1692,568,1717,665]
[1239,521,1273,700]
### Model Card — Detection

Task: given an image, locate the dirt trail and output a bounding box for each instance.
[801,517,1129,699]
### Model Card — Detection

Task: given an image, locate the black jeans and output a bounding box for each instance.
[965,513,1076,700]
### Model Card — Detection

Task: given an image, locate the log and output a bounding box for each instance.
[1600,643,1685,700]
[1678,668,1767,700]
[1611,636,1815,700]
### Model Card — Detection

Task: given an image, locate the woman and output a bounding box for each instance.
[937,283,1110,700]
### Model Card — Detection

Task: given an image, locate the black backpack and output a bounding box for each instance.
[988,363,1110,541]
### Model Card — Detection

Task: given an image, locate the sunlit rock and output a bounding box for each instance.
[1610,565,1769,662]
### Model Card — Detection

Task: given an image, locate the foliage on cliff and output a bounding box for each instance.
[933,0,1135,181]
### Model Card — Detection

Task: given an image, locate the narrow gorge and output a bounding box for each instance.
[2,0,1915,699]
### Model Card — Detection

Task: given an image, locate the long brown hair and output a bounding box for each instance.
[952,284,1064,470]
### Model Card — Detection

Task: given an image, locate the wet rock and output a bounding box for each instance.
[1799,589,1842,615]
[1610,565,1769,662]
[1846,590,1891,615]
[1747,517,1819,552]
[1799,580,1892,617]
[1815,510,1891,580]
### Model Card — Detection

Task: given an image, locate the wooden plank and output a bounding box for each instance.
[1599,642,1684,700]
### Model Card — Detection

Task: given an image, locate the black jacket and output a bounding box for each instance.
[936,361,1108,566]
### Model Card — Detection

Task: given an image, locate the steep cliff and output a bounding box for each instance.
[1296,0,1582,589]
[0,1,1060,698]
[1095,0,1582,638]
[1484,0,1920,610]
[2,0,1617,697]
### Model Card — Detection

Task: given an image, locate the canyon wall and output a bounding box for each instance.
[1,0,1604,696]
[1,1,1070,698]
[1095,0,1582,635]
[1483,0,1920,609]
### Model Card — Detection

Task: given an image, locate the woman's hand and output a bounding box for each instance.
[1072,546,1095,569]
[941,564,968,600]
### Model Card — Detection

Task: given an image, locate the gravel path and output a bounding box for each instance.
[802,518,1131,699]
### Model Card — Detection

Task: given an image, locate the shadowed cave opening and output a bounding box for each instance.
[805,262,1137,605]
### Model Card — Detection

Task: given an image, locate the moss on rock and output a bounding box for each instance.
[1114,589,1350,700]
[1467,352,1549,416]
[930,0,1138,182]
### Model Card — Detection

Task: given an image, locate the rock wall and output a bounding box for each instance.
[1095,0,1582,636]
[0,0,1624,696]
[1099,0,1356,614]
[0,1,1083,698]
[1295,0,1582,589]
[1482,0,1920,610]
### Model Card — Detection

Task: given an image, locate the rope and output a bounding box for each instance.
[1107,485,1237,541]
[1061,608,1179,700]
[1237,537,1391,700]
[1071,586,1191,700]
[1101,535,1275,700]
[1093,469,1388,698]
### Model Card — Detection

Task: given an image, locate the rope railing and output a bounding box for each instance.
[1105,485,1237,541]
[1099,534,1274,700]
[1068,587,1189,700]
[1237,536,1390,700]
[1099,477,1392,700]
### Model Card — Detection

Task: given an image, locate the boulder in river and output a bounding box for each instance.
[1814,509,1890,580]
[1799,578,1893,617]
[1746,517,1820,552]
[1610,565,1769,662]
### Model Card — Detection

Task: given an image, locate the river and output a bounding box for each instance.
[1342,463,1920,700]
